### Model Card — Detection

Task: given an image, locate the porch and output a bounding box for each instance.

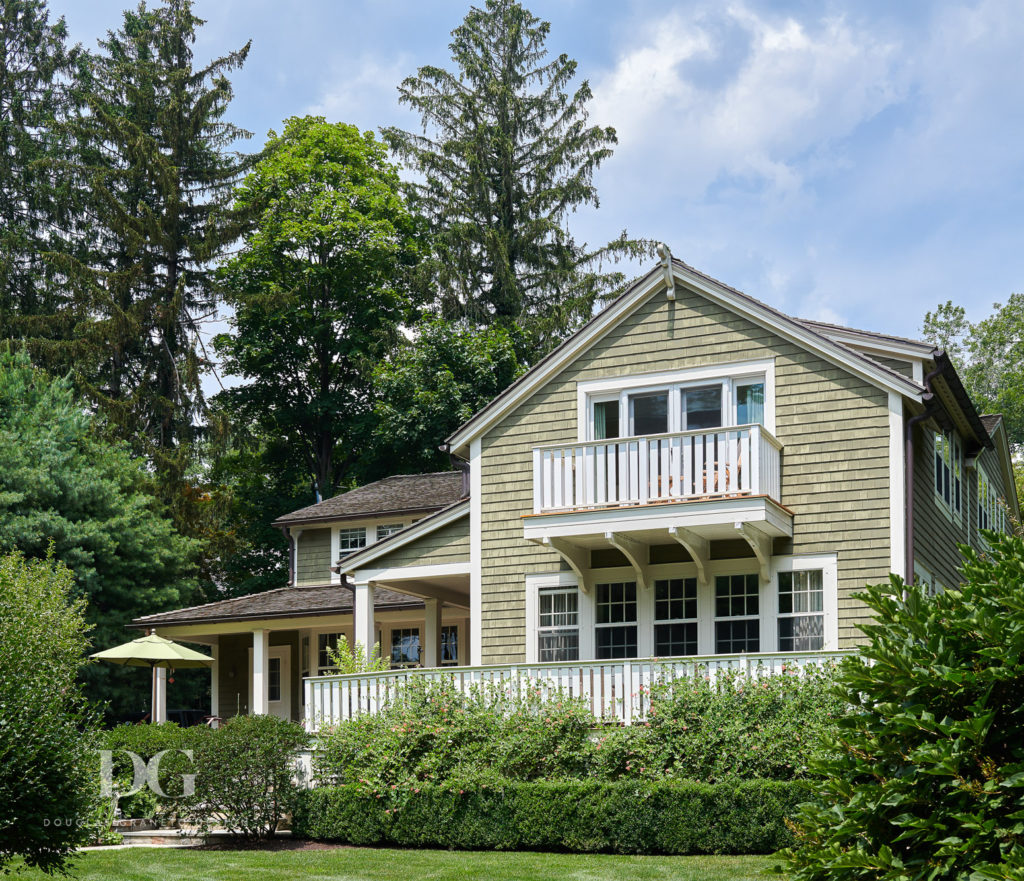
[304,649,850,729]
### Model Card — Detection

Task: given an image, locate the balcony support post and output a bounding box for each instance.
[668,526,710,588]
[537,536,592,593]
[735,522,772,584]
[606,532,651,592]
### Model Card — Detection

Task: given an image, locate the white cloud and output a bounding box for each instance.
[306,55,412,130]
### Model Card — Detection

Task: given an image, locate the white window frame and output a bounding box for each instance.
[375,523,406,540]
[594,580,639,660]
[776,570,825,652]
[576,358,776,442]
[338,526,368,552]
[526,573,589,663]
[713,572,761,654]
[653,576,699,657]
[977,464,1007,542]
[934,430,963,523]
[771,555,839,651]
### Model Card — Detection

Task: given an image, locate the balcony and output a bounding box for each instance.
[304,650,849,729]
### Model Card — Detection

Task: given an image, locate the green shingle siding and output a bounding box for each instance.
[368,516,470,569]
[296,528,331,586]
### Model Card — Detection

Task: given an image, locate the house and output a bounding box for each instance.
[132,255,1019,725]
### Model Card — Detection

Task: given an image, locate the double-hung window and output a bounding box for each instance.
[977,465,1007,539]
[595,581,638,659]
[714,574,760,653]
[934,431,963,519]
[538,589,579,661]
[654,578,698,656]
[376,523,404,539]
[338,527,367,553]
[317,632,345,674]
[441,625,459,665]
[390,628,420,667]
[777,570,824,651]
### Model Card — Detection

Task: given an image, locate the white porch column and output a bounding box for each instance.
[354,581,376,662]
[252,629,269,715]
[422,598,443,668]
[210,643,220,718]
[154,667,167,723]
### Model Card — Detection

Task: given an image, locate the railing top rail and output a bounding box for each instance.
[303,649,851,685]
[533,423,781,454]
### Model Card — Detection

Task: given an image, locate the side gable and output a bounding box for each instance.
[339,501,469,574]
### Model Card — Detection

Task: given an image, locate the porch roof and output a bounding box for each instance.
[129,583,424,628]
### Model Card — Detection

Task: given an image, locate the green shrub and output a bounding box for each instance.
[314,678,595,787]
[0,552,97,874]
[594,664,845,783]
[780,531,1024,881]
[182,714,308,839]
[293,779,813,854]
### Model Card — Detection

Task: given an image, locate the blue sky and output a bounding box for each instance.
[50,0,1024,344]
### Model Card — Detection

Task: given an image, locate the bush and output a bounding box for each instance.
[780,531,1024,881]
[293,779,813,854]
[0,552,97,874]
[314,678,595,787]
[182,714,308,839]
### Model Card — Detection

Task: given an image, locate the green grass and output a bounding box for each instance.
[13,847,780,880]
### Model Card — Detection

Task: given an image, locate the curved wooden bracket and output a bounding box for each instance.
[539,536,592,594]
[605,531,651,591]
[668,526,710,587]
[735,522,772,584]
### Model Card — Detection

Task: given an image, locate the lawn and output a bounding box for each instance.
[13,846,780,880]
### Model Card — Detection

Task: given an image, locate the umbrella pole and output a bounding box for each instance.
[151,663,157,724]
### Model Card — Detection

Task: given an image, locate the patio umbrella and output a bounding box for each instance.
[91,633,213,723]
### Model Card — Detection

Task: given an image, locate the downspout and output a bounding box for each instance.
[440,443,471,499]
[904,363,943,582]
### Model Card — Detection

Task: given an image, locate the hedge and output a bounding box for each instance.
[292,779,814,854]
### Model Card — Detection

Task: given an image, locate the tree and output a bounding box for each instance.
[0,551,97,874]
[0,0,87,359]
[0,348,197,717]
[368,316,523,476]
[383,0,647,359]
[67,0,253,480]
[780,531,1024,881]
[214,116,424,502]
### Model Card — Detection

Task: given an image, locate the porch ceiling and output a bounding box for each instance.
[371,573,470,610]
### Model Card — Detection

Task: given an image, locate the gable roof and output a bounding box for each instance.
[274,472,466,527]
[129,583,424,628]
[798,319,934,358]
[444,257,925,455]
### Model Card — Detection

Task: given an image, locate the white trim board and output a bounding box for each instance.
[341,500,469,573]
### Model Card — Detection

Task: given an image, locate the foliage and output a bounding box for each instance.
[313,679,595,788]
[780,532,1024,881]
[368,316,524,475]
[293,779,812,855]
[923,298,1024,456]
[324,634,390,674]
[0,349,197,718]
[383,0,648,359]
[214,115,424,501]
[593,666,845,784]
[0,551,96,874]
[181,714,308,840]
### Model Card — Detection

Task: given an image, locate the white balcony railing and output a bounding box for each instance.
[304,650,848,730]
[532,424,781,514]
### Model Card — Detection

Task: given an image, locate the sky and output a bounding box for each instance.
[48,0,1024,347]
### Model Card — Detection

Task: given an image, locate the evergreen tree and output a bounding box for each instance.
[68,0,254,485]
[0,0,87,358]
[383,0,647,359]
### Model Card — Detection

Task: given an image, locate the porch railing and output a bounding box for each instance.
[532,424,782,514]
[304,650,849,730]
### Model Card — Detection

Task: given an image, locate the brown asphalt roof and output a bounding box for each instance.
[980,414,1003,436]
[273,472,466,527]
[130,583,424,628]
[798,319,934,353]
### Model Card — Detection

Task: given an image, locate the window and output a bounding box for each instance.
[441,625,459,665]
[654,577,698,656]
[736,382,765,425]
[714,574,760,653]
[376,523,405,539]
[592,399,620,440]
[934,431,963,519]
[317,632,345,673]
[338,527,367,552]
[977,465,1007,539]
[538,589,579,661]
[268,657,281,702]
[681,385,723,430]
[390,628,420,667]
[778,570,824,651]
[629,392,668,435]
[596,581,638,659]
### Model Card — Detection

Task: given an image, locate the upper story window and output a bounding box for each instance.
[977,465,1007,538]
[338,527,367,552]
[934,431,963,520]
[376,523,405,539]
[580,362,773,442]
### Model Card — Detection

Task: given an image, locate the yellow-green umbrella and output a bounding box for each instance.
[91,633,213,722]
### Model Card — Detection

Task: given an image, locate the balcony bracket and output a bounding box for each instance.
[539,536,593,594]
[606,531,652,591]
[735,522,772,584]
[668,526,710,588]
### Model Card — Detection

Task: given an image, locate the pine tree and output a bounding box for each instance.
[383,0,647,358]
[69,0,254,484]
[0,0,86,358]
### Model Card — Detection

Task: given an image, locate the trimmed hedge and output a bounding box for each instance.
[292,779,813,854]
